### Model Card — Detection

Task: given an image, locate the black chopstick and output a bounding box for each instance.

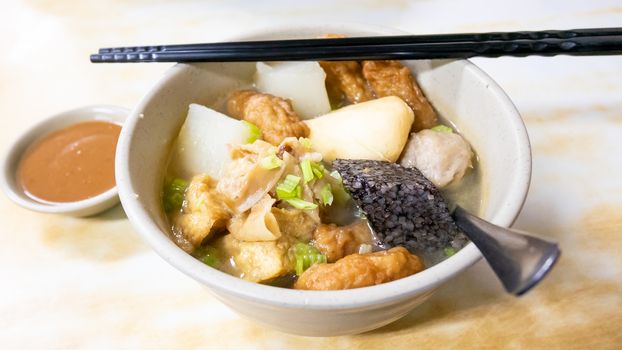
[90,28,622,63]
[97,27,622,54]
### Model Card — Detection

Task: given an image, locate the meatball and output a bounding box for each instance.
[400,129,473,188]
[294,247,424,290]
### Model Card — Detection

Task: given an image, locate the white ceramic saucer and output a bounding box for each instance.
[1,105,128,217]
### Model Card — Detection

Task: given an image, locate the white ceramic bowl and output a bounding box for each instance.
[1,105,128,217]
[116,23,531,336]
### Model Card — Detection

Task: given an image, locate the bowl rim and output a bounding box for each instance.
[0,105,129,216]
[116,22,531,310]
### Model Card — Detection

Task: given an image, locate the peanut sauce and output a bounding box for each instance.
[17,121,121,203]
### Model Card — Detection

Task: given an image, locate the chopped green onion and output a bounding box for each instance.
[242,120,262,143]
[293,243,327,275]
[327,170,350,204]
[311,162,325,179]
[276,175,301,200]
[312,168,324,179]
[295,259,303,276]
[277,187,299,200]
[319,184,333,206]
[193,245,220,268]
[163,178,188,212]
[301,160,326,183]
[285,198,318,210]
[431,125,453,133]
[282,175,300,190]
[329,170,342,181]
[300,159,314,183]
[259,154,283,169]
[444,247,456,257]
[300,138,313,150]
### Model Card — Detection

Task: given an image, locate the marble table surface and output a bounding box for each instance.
[1,0,621,349]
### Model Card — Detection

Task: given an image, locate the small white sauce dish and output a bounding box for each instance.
[1,105,128,217]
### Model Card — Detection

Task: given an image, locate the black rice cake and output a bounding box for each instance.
[332,159,465,253]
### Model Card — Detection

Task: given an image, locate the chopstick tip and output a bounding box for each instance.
[90,54,102,63]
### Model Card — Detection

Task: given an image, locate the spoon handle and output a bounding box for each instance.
[453,207,561,295]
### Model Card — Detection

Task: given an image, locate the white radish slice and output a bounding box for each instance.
[255,62,331,119]
[172,103,253,179]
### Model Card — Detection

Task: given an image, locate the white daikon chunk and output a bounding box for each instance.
[255,62,331,119]
[172,103,252,179]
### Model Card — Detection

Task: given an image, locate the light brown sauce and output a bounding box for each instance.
[17,121,121,203]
